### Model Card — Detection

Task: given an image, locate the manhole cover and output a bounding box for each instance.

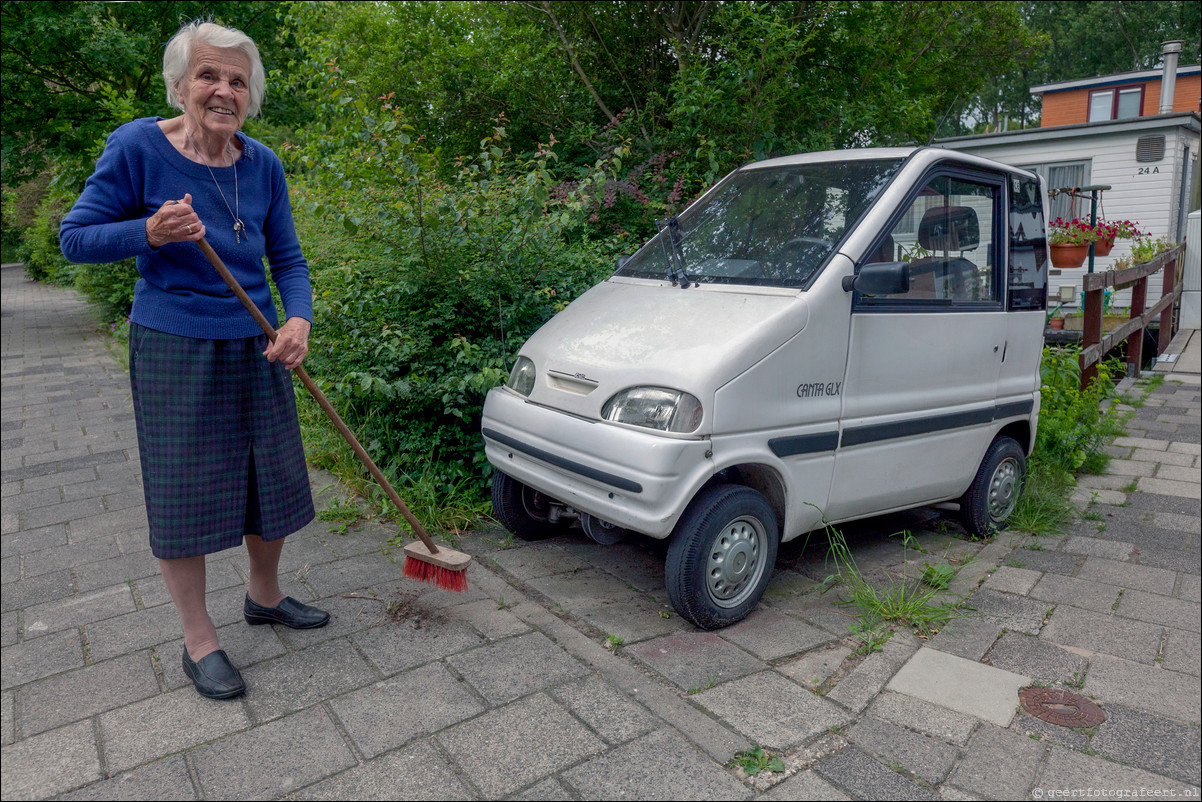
[1019,687,1107,728]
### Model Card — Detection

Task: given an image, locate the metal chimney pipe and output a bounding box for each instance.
[1159,40,1183,114]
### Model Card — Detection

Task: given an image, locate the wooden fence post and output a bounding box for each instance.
[1158,250,1178,357]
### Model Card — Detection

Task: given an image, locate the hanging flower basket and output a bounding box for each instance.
[1093,237,1115,257]
[1050,243,1090,269]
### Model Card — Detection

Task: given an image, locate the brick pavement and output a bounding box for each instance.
[3,262,1200,800]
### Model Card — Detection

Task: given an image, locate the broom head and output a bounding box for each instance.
[402,540,471,593]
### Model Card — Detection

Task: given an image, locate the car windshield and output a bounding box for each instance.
[615,158,905,288]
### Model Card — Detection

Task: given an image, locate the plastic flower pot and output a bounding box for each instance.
[1050,243,1089,269]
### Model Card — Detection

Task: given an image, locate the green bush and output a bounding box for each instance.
[1034,346,1124,476]
[73,258,138,324]
[18,184,77,284]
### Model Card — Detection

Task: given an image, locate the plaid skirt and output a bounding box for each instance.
[129,324,314,559]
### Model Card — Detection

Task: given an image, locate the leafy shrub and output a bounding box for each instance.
[18,184,78,284]
[1034,346,1124,476]
[73,258,138,324]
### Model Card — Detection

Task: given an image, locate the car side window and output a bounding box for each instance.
[864,174,1002,307]
[1007,176,1048,311]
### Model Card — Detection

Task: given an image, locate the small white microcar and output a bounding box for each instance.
[481,147,1048,629]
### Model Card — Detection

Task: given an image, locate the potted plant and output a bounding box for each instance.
[1093,219,1143,257]
[1048,218,1099,268]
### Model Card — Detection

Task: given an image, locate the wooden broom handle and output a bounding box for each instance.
[196,238,440,554]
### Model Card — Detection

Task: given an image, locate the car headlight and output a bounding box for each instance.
[507,356,536,397]
[601,387,703,433]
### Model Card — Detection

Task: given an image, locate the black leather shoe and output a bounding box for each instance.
[182,648,246,699]
[244,594,331,629]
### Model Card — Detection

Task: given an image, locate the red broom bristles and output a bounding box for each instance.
[402,556,469,593]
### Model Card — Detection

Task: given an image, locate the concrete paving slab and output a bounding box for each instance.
[560,728,752,800]
[445,630,590,705]
[865,692,979,748]
[16,651,159,736]
[981,565,1041,594]
[291,737,474,800]
[1029,574,1123,613]
[1115,589,1201,631]
[98,685,251,773]
[0,628,84,690]
[1036,745,1201,798]
[487,541,586,581]
[846,716,959,784]
[1003,547,1081,576]
[826,639,916,713]
[21,583,135,637]
[985,631,1088,686]
[241,638,379,723]
[350,613,485,676]
[761,770,851,801]
[1040,604,1163,664]
[1092,703,1202,786]
[1183,573,1202,603]
[1084,653,1202,721]
[928,614,1004,662]
[1075,556,1177,594]
[437,692,605,798]
[947,724,1044,801]
[1163,627,1201,676]
[1062,535,1135,560]
[450,599,532,641]
[332,662,484,758]
[549,674,658,745]
[0,720,101,801]
[813,746,938,801]
[694,671,850,749]
[778,644,853,691]
[191,705,357,799]
[626,632,766,692]
[54,755,194,801]
[718,607,836,661]
[886,647,1029,727]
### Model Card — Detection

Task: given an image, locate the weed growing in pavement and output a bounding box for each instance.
[729,746,785,776]
[821,526,966,642]
[1066,672,1085,689]
[318,496,364,535]
[921,562,957,590]
[603,632,624,652]
[687,677,718,694]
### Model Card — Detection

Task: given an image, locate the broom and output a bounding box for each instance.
[196,237,472,592]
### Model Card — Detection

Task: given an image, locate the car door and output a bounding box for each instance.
[827,166,1009,521]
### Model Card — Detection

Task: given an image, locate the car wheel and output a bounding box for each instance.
[491,471,565,541]
[581,513,629,545]
[960,436,1026,537]
[666,484,779,630]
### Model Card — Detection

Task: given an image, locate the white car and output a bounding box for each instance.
[481,147,1048,629]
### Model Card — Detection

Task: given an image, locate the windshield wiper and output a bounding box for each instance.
[656,217,691,289]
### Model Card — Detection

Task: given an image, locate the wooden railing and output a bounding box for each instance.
[1079,243,1185,389]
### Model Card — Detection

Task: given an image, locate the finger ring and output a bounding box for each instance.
[186,224,193,234]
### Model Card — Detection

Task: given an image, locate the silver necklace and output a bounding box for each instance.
[186,128,245,244]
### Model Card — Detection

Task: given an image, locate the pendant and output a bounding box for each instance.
[234,219,245,244]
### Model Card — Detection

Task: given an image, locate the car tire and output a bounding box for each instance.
[960,436,1026,537]
[665,484,779,630]
[491,471,565,541]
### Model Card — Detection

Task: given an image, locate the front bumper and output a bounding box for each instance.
[481,388,713,538]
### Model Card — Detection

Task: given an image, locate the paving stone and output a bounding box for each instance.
[761,770,851,801]
[450,599,531,641]
[20,536,122,579]
[242,639,379,723]
[70,551,161,595]
[948,724,1044,800]
[1092,703,1202,786]
[290,737,474,800]
[283,552,404,598]
[561,728,752,801]
[446,631,589,705]
[1040,604,1163,664]
[438,692,605,798]
[0,569,75,614]
[56,755,194,801]
[846,716,959,784]
[813,746,937,801]
[1036,745,1200,798]
[1010,710,1091,751]
[1116,589,1199,632]
[927,613,1004,662]
[1029,574,1124,613]
[981,565,1041,594]
[1,524,69,558]
[550,674,658,744]
[191,705,357,799]
[886,648,1029,727]
[1149,511,1202,534]
[1182,573,1202,603]
[716,608,836,661]
[0,719,101,800]
[1084,653,1202,721]
[1157,464,1201,482]
[1075,556,1177,594]
[349,612,484,676]
[331,662,484,758]
[22,583,135,637]
[987,629,1088,684]
[488,541,586,580]
[1139,476,1202,498]
[2,690,13,744]
[17,651,159,736]
[1062,535,1135,560]
[695,671,849,749]
[627,632,766,692]
[1003,548,1080,576]
[826,638,916,713]
[1125,491,1202,516]
[20,497,106,530]
[1163,627,1201,676]
[82,603,184,663]
[527,568,683,643]
[1103,459,1156,477]
[98,685,251,773]
[0,627,83,690]
[778,644,853,691]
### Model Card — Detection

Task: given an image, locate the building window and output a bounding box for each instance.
[1017,160,1092,220]
[1088,86,1143,122]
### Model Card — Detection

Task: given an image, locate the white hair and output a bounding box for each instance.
[162,21,265,118]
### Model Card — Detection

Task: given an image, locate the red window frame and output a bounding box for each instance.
[1088,84,1145,121]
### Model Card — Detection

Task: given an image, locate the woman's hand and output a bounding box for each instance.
[146,194,205,249]
[264,317,311,370]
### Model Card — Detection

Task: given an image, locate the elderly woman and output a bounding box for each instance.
[60,21,328,700]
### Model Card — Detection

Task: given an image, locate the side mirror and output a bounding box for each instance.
[842,261,909,295]
[616,254,632,269]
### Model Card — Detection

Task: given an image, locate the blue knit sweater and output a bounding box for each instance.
[60,117,312,339]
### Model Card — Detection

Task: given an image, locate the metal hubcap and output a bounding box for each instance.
[988,458,1020,522]
[707,516,766,608]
